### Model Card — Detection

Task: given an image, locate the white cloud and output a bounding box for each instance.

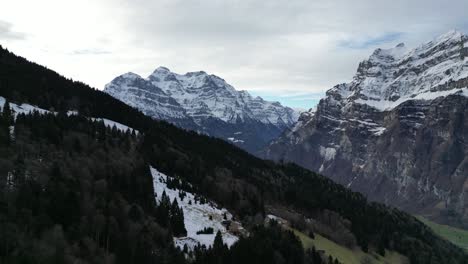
[0,0,467,108]
[0,20,25,40]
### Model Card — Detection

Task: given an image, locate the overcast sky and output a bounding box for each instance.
[1,0,467,108]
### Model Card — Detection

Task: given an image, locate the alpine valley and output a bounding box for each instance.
[104,68,299,154]
[264,30,468,229]
[2,39,468,263]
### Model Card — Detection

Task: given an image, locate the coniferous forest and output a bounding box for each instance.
[0,45,467,263]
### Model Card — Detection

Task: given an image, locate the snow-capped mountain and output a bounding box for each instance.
[104,72,197,129]
[105,67,300,154]
[264,30,468,227]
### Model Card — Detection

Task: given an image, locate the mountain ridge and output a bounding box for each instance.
[264,30,468,228]
[105,66,300,154]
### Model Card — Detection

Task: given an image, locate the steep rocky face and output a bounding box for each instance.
[264,30,468,227]
[104,72,198,130]
[105,67,299,154]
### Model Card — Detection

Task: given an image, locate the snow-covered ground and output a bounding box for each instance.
[355,87,468,111]
[90,117,138,134]
[265,214,288,226]
[0,96,138,134]
[0,96,51,118]
[227,137,244,144]
[329,30,468,112]
[105,67,300,127]
[150,166,243,250]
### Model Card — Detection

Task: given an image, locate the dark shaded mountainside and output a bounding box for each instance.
[264,30,468,229]
[0,45,466,263]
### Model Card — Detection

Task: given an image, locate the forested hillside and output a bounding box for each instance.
[0,45,467,263]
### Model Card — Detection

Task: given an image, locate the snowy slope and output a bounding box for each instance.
[104,72,190,122]
[0,96,139,134]
[151,167,244,250]
[90,117,138,134]
[105,68,300,154]
[147,67,299,126]
[330,30,468,111]
[0,96,51,118]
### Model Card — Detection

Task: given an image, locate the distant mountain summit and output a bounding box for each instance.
[105,67,300,154]
[264,30,468,227]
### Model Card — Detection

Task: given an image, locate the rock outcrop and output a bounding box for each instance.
[264,30,468,227]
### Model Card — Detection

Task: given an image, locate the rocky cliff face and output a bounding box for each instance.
[105,67,299,154]
[264,30,468,227]
[104,72,198,129]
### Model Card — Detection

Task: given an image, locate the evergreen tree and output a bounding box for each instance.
[3,99,13,124]
[0,100,13,145]
[213,230,224,251]
[156,191,171,227]
[171,198,187,237]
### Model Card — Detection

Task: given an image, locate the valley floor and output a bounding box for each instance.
[290,228,408,264]
[417,216,468,252]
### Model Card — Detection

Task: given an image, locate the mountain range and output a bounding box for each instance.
[1,34,468,263]
[104,67,299,154]
[264,30,468,228]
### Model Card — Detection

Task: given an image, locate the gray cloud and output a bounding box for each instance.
[0,20,25,40]
[338,32,405,50]
[2,0,468,108]
[71,49,111,55]
[102,0,468,95]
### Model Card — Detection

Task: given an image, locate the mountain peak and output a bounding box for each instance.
[435,29,463,42]
[148,66,179,83]
[186,70,207,77]
[395,42,405,48]
[264,31,468,230]
[352,29,468,109]
[150,66,173,78]
[119,72,142,80]
[154,66,171,72]
[105,67,300,153]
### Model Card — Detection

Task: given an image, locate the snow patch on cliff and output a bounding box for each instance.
[355,87,468,111]
[319,146,337,161]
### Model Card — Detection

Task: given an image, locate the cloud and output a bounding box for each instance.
[338,32,405,49]
[0,20,25,40]
[1,0,468,108]
[106,0,468,92]
[71,49,111,55]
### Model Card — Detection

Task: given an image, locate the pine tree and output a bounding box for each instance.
[156,191,171,227]
[0,100,13,145]
[170,198,187,237]
[3,99,13,124]
[213,230,224,251]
